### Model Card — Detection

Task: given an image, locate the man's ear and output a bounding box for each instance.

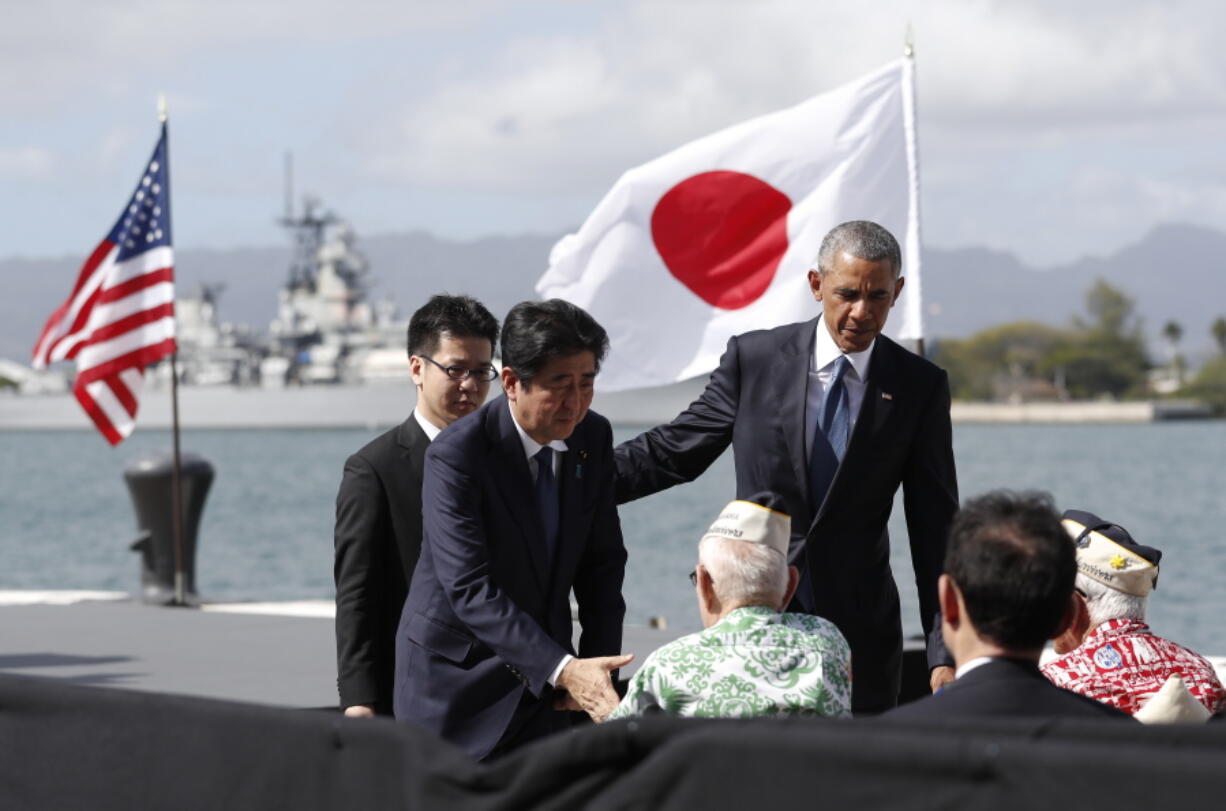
[807,269,823,303]
[938,573,959,627]
[780,565,801,611]
[409,355,425,388]
[697,564,719,615]
[890,274,905,305]
[1052,590,1089,646]
[500,366,520,401]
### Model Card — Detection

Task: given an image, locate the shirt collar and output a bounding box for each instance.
[814,316,874,381]
[1087,617,1150,643]
[954,656,995,679]
[412,407,443,442]
[507,402,568,461]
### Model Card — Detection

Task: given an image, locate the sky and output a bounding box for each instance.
[5,0,1226,267]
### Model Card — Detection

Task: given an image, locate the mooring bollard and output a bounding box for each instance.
[124,451,214,606]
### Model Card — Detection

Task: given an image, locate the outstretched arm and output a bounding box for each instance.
[613,335,743,504]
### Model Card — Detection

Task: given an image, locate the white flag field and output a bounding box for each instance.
[537,58,923,392]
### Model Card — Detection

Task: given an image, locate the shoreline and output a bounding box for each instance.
[0,383,1215,430]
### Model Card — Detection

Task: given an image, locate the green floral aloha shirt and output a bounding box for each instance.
[609,606,852,720]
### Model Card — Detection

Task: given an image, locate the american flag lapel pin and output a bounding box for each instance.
[881,392,894,401]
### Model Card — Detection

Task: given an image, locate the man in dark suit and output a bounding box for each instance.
[615,220,958,713]
[334,295,499,717]
[884,490,1132,721]
[394,300,629,760]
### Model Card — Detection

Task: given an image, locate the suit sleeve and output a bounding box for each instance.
[422,445,569,697]
[572,422,627,661]
[613,334,742,504]
[333,452,388,708]
[902,369,959,670]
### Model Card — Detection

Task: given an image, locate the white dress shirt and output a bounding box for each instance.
[507,407,571,686]
[954,656,994,679]
[412,407,443,441]
[804,316,876,461]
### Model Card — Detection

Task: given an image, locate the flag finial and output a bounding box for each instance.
[158,93,168,123]
[904,23,914,58]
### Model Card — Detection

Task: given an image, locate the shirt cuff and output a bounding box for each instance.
[548,654,574,688]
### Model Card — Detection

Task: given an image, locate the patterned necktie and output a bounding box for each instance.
[821,356,852,461]
[534,446,560,564]
[799,356,853,614]
[808,356,852,511]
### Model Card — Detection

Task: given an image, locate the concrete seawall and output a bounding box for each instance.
[951,399,1213,423]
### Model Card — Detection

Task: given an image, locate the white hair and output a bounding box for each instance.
[1078,572,1147,627]
[698,536,788,608]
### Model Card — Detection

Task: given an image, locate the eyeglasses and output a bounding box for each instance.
[420,356,497,382]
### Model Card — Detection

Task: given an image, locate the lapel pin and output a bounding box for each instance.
[881,392,893,401]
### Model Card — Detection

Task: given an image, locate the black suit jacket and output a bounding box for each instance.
[334,416,429,713]
[882,657,1135,721]
[615,319,959,711]
[394,399,627,760]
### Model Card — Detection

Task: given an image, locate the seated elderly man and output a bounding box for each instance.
[608,493,851,720]
[883,491,1132,721]
[1042,510,1226,716]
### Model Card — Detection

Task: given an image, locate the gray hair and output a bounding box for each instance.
[698,535,788,608]
[1078,572,1147,627]
[813,220,902,278]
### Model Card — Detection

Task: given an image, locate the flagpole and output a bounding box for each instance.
[902,23,927,358]
[159,94,187,607]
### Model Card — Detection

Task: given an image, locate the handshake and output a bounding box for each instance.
[552,653,635,722]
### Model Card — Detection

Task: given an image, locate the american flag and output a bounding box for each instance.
[31,125,177,445]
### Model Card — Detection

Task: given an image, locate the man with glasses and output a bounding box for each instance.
[394,299,629,760]
[608,493,851,721]
[334,294,499,717]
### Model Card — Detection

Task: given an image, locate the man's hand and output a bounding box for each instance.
[554,654,633,721]
[343,704,376,718]
[930,666,955,693]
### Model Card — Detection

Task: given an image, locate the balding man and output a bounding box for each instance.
[608,493,851,721]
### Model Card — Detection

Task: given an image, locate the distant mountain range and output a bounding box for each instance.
[4,222,1223,366]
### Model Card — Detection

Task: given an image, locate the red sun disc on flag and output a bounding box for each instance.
[650,170,791,310]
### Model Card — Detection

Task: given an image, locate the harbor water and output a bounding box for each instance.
[2,421,1224,653]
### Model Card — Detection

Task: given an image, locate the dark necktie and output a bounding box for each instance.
[798,356,853,614]
[534,446,560,564]
[808,356,851,511]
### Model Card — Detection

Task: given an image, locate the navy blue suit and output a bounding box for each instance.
[615,320,959,712]
[882,658,1134,721]
[394,398,627,760]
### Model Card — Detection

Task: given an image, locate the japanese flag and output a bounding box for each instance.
[536,58,923,392]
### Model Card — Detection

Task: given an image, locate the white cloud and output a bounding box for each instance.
[0,147,55,178]
[363,1,1226,197]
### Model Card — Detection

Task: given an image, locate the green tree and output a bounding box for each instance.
[1041,278,1150,399]
[1162,320,1185,385]
[1212,316,1226,355]
[933,322,1066,400]
[1184,356,1226,415]
[1079,278,1139,336]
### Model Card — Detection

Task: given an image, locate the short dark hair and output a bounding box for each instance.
[815,220,902,278]
[945,490,1074,651]
[406,294,499,359]
[500,299,609,387]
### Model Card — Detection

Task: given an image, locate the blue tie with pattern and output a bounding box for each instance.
[534,446,560,564]
[808,356,851,511]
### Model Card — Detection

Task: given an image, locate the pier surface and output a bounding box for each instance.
[0,591,676,708]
